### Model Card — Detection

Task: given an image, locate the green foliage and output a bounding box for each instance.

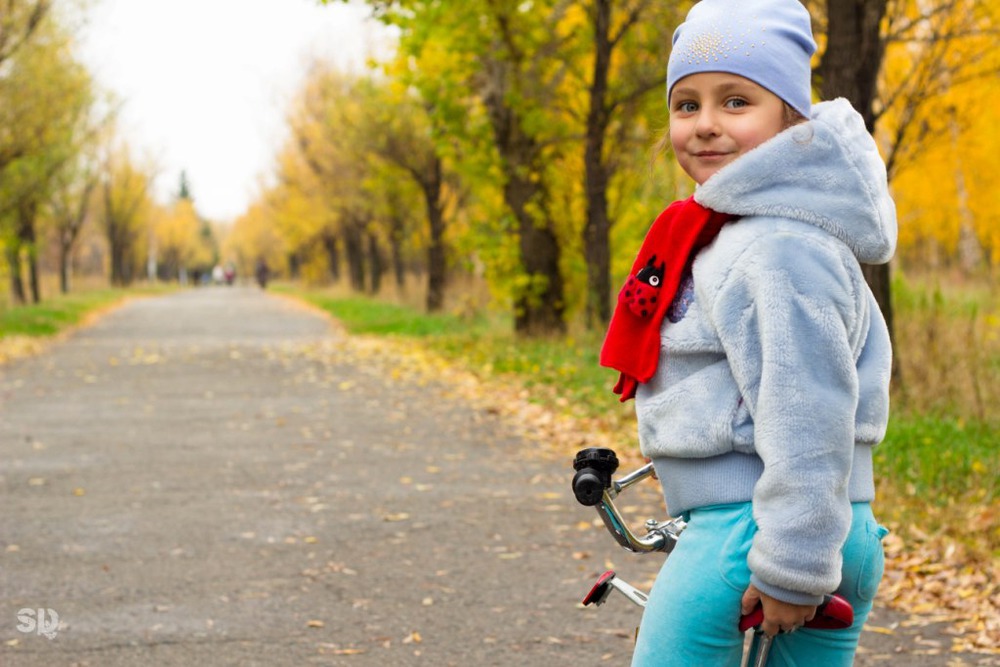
[0,10,95,210]
[298,1,689,330]
[876,415,997,505]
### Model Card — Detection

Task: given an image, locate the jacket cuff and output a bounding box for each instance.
[750,574,825,607]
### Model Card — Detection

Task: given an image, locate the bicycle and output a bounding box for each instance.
[571,447,854,667]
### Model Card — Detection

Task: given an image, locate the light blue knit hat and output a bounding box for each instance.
[667,0,817,118]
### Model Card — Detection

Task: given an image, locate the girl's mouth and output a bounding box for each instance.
[693,151,731,162]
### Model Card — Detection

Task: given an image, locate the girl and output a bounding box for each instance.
[599,0,896,664]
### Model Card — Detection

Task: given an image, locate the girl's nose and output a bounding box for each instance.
[695,109,721,137]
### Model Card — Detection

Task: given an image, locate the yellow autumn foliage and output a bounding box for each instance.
[154,198,213,277]
[224,200,286,282]
[880,0,1000,269]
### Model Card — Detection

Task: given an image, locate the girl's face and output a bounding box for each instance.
[669,72,787,185]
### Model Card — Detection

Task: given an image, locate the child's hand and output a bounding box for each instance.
[741,584,817,637]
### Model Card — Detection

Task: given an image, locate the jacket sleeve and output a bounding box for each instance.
[709,229,864,605]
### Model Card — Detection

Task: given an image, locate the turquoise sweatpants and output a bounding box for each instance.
[631,502,887,667]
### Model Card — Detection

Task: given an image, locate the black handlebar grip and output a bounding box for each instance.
[572,469,607,506]
[572,448,619,506]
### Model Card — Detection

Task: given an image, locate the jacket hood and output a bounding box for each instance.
[694,98,897,264]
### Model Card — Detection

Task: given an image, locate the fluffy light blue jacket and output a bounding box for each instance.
[637,99,896,605]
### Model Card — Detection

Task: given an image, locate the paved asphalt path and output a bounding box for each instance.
[0,288,992,666]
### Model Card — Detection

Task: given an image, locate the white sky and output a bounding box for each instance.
[78,0,394,222]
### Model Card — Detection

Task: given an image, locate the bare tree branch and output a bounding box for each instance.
[0,0,50,65]
[610,0,653,48]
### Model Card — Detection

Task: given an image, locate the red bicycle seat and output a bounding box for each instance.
[738,593,854,633]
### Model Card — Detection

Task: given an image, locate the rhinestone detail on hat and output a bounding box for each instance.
[683,23,768,63]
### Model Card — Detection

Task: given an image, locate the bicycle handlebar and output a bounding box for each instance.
[573,448,685,554]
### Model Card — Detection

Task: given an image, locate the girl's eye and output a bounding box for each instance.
[725,98,748,109]
[675,101,698,113]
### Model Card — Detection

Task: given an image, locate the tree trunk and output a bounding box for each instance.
[59,243,70,294]
[818,0,886,133]
[115,247,128,286]
[110,237,125,286]
[818,0,895,364]
[28,252,40,304]
[517,220,564,335]
[287,251,301,280]
[6,245,26,305]
[59,227,77,294]
[506,172,565,335]
[584,0,613,327]
[322,233,341,282]
[344,225,366,292]
[17,199,41,303]
[56,179,94,295]
[108,222,133,287]
[367,232,383,295]
[388,215,407,293]
[423,157,447,312]
[104,183,128,287]
[481,57,565,335]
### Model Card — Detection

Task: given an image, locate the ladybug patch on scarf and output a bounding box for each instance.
[600,197,735,402]
[622,255,665,318]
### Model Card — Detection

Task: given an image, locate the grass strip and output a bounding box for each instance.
[0,285,176,339]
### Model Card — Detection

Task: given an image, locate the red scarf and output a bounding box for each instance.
[600,197,734,402]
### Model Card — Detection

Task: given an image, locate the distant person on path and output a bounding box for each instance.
[599,0,897,664]
[255,258,269,289]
